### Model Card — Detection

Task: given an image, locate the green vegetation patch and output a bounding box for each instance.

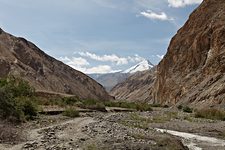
[77,99,107,112]
[0,77,38,122]
[63,108,80,118]
[104,101,153,111]
[182,106,193,113]
[121,111,178,129]
[177,105,193,113]
[195,108,225,121]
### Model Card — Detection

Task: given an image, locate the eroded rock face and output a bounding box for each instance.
[110,69,156,102]
[0,60,10,77]
[152,0,225,107]
[0,29,113,100]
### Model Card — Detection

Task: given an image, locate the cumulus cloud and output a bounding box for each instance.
[85,65,115,74]
[59,57,89,69]
[59,56,89,73]
[168,0,203,8]
[59,52,148,74]
[78,52,128,65]
[61,57,89,66]
[77,52,145,65]
[140,10,173,21]
[59,56,120,74]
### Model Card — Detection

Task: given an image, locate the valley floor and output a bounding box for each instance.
[0,108,225,150]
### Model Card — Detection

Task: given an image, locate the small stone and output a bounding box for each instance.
[80,138,86,141]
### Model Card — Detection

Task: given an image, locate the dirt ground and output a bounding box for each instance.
[0,108,225,150]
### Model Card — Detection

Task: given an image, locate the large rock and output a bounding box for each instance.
[0,28,112,100]
[152,0,225,107]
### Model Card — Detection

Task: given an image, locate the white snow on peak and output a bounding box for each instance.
[122,59,154,74]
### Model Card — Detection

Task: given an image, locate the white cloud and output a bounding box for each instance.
[59,56,89,68]
[60,57,89,66]
[77,52,145,65]
[78,52,128,65]
[140,10,173,21]
[168,0,202,8]
[59,56,90,73]
[156,55,164,59]
[128,54,145,63]
[59,56,120,74]
[85,65,114,74]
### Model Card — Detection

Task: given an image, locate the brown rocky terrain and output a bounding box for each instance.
[152,0,225,108]
[0,28,112,100]
[110,69,156,102]
[1,109,225,150]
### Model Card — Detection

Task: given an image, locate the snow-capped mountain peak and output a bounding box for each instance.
[122,59,154,74]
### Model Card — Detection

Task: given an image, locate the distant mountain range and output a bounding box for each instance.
[89,59,154,91]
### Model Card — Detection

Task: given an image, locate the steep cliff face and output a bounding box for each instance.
[0,28,112,100]
[152,0,225,107]
[110,69,156,102]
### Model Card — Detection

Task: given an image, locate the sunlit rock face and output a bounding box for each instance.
[152,0,225,108]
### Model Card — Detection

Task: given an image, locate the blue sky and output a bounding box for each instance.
[0,0,202,73]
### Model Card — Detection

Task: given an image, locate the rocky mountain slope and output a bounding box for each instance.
[110,69,156,102]
[89,59,153,91]
[152,0,225,107]
[0,28,112,100]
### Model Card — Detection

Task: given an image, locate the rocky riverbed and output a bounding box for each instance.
[0,108,225,150]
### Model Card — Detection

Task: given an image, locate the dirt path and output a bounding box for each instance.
[0,117,95,150]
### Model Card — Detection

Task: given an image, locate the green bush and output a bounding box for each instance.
[3,77,34,98]
[150,104,162,107]
[163,105,169,108]
[119,102,136,109]
[81,99,100,106]
[0,88,21,121]
[63,108,80,118]
[16,97,38,120]
[136,103,153,111]
[62,97,78,105]
[0,77,38,122]
[182,106,193,113]
[91,103,107,112]
[177,105,183,110]
[77,99,106,112]
[195,108,225,121]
